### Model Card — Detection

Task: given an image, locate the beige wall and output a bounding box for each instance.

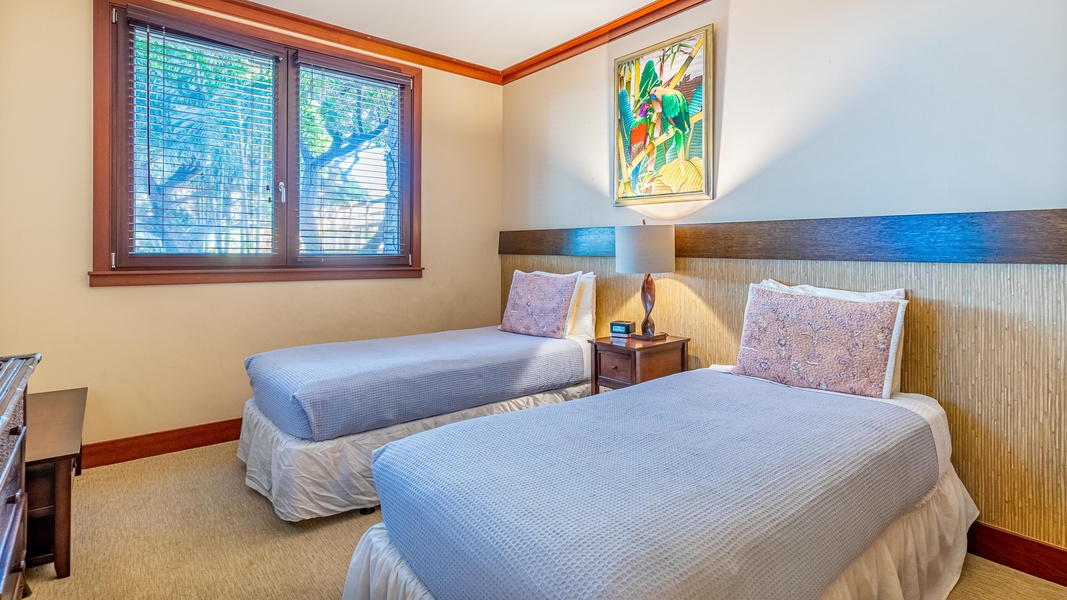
[499,0,1067,550]
[0,0,504,443]
[502,0,1067,228]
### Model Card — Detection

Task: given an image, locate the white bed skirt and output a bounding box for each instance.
[237,384,589,521]
[342,468,979,600]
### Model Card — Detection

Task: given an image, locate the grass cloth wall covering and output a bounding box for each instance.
[501,255,1067,550]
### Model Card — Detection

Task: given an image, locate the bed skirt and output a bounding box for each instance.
[237,383,589,521]
[341,468,979,600]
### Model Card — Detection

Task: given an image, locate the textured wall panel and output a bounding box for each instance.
[502,256,1067,549]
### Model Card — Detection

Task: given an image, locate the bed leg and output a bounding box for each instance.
[359,506,377,515]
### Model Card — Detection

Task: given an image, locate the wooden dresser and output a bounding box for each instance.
[0,354,40,599]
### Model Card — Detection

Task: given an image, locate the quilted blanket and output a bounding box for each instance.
[372,369,939,600]
[246,327,586,441]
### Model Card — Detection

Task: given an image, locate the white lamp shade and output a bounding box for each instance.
[615,225,676,274]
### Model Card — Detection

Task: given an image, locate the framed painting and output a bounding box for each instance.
[613,26,714,206]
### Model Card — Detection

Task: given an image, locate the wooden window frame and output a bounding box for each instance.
[91,0,423,287]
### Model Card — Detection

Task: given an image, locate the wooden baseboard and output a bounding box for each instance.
[82,418,242,469]
[969,522,1067,586]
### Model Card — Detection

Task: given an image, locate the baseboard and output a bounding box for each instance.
[82,418,243,469]
[969,522,1067,586]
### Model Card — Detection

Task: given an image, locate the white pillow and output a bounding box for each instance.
[757,279,904,301]
[532,271,596,338]
[757,279,907,393]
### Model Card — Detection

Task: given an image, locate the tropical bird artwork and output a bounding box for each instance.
[614,29,711,204]
[649,86,690,140]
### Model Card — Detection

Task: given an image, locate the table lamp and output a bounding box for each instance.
[615,222,675,341]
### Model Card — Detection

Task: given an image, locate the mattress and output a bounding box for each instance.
[370,369,944,600]
[237,384,590,521]
[343,468,978,600]
[707,364,953,477]
[245,326,588,441]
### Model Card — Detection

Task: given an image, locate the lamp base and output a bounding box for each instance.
[631,332,668,342]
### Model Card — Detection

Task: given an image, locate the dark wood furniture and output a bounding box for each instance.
[0,354,40,600]
[589,336,689,394]
[25,388,86,579]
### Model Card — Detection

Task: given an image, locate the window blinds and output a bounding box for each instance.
[130,24,277,256]
[296,63,405,257]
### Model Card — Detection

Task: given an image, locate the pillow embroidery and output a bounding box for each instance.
[755,279,908,393]
[531,271,596,338]
[735,285,907,398]
[500,271,581,339]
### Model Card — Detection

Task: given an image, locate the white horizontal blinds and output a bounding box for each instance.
[297,63,404,257]
[130,23,276,255]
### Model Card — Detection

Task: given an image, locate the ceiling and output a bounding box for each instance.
[251,0,655,70]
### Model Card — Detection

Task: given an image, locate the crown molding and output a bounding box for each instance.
[142,0,708,85]
[163,0,503,83]
[501,0,709,84]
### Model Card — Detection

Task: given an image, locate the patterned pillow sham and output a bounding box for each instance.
[532,271,596,338]
[757,279,908,393]
[500,271,582,339]
[734,284,908,398]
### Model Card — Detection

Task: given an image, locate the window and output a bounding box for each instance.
[93,4,421,285]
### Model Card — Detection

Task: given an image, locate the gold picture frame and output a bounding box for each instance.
[613,26,714,206]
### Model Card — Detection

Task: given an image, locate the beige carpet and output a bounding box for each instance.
[24,442,1067,599]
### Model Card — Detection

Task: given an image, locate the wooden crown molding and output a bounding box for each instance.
[501,0,710,84]
[163,0,501,83]
[132,0,707,86]
[498,209,1067,265]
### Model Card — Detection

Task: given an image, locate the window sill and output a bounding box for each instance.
[88,266,424,287]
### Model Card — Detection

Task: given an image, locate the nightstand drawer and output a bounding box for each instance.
[597,351,633,383]
[589,336,689,395]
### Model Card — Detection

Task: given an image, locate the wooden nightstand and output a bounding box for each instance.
[588,336,690,394]
[26,388,86,579]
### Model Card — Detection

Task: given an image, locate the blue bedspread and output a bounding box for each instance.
[245,327,585,441]
[372,369,940,600]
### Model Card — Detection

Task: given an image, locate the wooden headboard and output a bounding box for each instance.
[499,208,1067,264]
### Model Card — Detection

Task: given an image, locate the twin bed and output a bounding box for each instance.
[238,271,596,520]
[344,369,976,600]
[239,272,978,599]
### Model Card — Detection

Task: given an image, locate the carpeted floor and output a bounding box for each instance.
[24,442,1067,599]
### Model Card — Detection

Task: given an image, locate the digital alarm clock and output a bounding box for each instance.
[609,321,635,337]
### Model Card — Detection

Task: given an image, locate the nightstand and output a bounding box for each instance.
[588,335,690,394]
[26,388,86,579]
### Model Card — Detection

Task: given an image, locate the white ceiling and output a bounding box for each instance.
[253,0,654,70]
